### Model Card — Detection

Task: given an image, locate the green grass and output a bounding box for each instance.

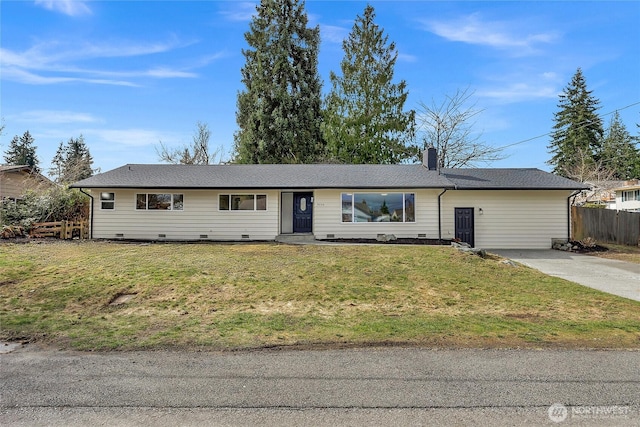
[1,241,639,351]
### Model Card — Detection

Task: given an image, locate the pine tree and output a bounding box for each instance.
[234,0,324,164]
[548,68,604,177]
[50,135,94,183]
[600,111,640,179]
[50,142,66,180]
[3,131,40,173]
[322,5,415,164]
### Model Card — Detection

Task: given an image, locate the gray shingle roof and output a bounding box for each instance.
[441,168,588,190]
[1,165,32,173]
[71,164,586,190]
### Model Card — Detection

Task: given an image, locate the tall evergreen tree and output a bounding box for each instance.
[600,111,640,179]
[548,68,604,177]
[322,5,415,164]
[3,131,40,173]
[50,135,94,183]
[234,0,324,164]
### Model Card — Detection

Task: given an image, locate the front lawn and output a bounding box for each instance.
[1,241,638,350]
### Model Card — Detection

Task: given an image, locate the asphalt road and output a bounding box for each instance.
[1,346,639,426]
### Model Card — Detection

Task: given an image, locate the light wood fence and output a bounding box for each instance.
[30,220,89,240]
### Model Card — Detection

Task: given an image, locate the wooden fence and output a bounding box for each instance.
[571,206,640,246]
[30,220,89,240]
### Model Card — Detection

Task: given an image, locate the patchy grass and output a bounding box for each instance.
[587,243,640,264]
[1,241,639,351]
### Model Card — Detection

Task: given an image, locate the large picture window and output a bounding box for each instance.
[219,194,267,211]
[342,193,415,223]
[136,193,184,210]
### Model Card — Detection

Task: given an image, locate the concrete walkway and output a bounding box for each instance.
[491,249,640,302]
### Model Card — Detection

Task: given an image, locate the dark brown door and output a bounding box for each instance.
[455,208,474,247]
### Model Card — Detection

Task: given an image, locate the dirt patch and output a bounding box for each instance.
[0,280,18,287]
[108,293,137,306]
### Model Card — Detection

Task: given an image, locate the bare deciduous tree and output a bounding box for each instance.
[564,147,615,184]
[567,147,617,206]
[416,88,504,168]
[157,121,222,165]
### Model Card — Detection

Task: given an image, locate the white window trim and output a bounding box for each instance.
[135,193,184,211]
[341,192,416,224]
[99,192,115,210]
[621,190,640,203]
[219,194,268,211]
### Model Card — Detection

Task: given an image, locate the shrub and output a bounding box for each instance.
[0,186,88,231]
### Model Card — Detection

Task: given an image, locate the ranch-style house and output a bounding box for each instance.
[71,150,586,249]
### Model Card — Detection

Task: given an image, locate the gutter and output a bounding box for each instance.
[79,188,94,239]
[567,190,582,242]
[437,189,448,242]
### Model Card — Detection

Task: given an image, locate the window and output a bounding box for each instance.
[136,193,184,210]
[622,190,640,202]
[341,193,415,223]
[219,194,267,211]
[100,192,115,210]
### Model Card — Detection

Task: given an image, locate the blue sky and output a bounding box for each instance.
[2,0,639,175]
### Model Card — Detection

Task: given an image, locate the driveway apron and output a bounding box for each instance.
[491,249,640,302]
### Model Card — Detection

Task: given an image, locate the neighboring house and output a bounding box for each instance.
[613,180,640,212]
[0,165,53,200]
[71,151,586,249]
[575,180,625,210]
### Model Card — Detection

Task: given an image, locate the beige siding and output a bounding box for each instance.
[313,189,441,240]
[88,187,572,248]
[1,173,24,199]
[441,190,571,249]
[90,189,279,240]
[1,171,50,199]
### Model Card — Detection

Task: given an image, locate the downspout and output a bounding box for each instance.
[79,188,94,239]
[567,190,581,242]
[437,189,448,243]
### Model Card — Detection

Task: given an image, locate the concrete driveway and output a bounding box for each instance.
[491,249,640,302]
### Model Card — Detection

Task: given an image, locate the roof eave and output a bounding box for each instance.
[71,184,457,190]
[452,186,589,191]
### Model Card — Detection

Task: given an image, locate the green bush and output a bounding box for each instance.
[1,186,88,230]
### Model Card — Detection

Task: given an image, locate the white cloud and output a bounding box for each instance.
[219,2,257,22]
[477,83,558,102]
[424,13,558,54]
[34,0,92,17]
[11,110,100,124]
[397,53,418,63]
[476,70,563,103]
[1,65,139,86]
[320,25,349,44]
[90,129,181,148]
[0,38,201,86]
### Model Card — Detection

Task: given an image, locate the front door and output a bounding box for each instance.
[455,207,475,247]
[293,193,313,233]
